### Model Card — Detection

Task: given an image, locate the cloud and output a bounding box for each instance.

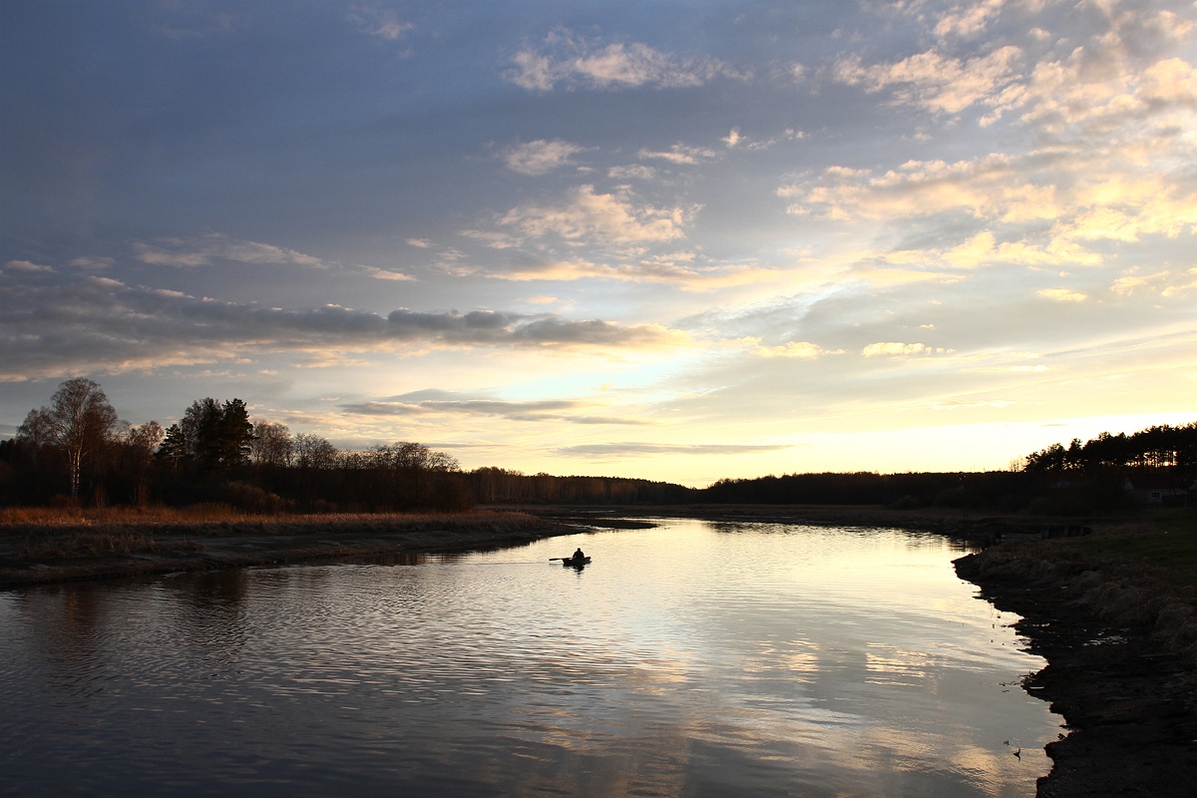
[347,6,413,40]
[406,238,431,248]
[723,338,837,359]
[607,164,657,181]
[0,275,684,381]
[69,256,114,270]
[502,139,585,175]
[861,342,955,357]
[833,45,1025,117]
[932,230,1103,270]
[3,259,54,273]
[340,390,651,425]
[555,442,791,457]
[781,154,1053,222]
[495,185,693,246]
[933,0,1008,39]
[1038,288,1088,302]
[1111,267,1197,297]
[506,29,743,91]
[367,268,417,282]
[133,234,326,269]
[453,253,782,291]
[637,143,718,165]
[781,144,1196,266]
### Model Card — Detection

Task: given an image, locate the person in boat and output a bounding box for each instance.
[571,547,586,562]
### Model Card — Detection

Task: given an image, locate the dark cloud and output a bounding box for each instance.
[340,392,651,426]
[1,275,678,380]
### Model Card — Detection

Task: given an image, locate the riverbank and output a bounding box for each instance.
[0,502,960,591]
[0,509,591,590]
[954,511,1197,797]
[6,502,1196,796]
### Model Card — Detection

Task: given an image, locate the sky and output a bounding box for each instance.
[2,0,1195,487]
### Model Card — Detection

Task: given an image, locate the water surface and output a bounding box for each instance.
[0,520,1057,796]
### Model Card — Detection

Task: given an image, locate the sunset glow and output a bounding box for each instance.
[3,1,1195,486]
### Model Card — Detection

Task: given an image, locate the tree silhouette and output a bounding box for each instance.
[17,378,118,497]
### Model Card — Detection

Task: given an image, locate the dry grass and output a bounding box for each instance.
[0,506,545,576]
[0,504,252,527]
[969,506,1197,663]
[0,505,534,529]
[15,531,207,559]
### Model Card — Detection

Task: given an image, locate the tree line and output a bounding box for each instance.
[1022,423,1197,474]
[0,378,693,511]
[701,422,1196,514]
[2,379,1192,515]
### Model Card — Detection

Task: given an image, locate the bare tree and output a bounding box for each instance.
[294,433,338,470]
[18,378,119,497]
[252,421,294,467]
[122,421,165,505]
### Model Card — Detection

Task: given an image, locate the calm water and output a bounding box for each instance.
[0,520,1058,796]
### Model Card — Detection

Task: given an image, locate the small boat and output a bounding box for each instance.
[551,555,592,567]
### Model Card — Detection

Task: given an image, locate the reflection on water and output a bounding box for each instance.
[0,520,1057,796]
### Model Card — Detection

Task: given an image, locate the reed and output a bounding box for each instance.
[0,505,539,530]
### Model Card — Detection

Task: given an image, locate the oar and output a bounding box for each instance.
[548,557,565,561]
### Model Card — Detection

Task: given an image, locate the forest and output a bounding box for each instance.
[1,378,1193,516]
[0,378,691,512]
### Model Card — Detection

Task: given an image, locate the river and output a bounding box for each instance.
[0,519,1059,796]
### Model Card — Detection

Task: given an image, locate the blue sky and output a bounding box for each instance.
[3,0,1195,486]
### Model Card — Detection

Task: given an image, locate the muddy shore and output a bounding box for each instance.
[955,537,1197,797]
[4,503,1195,795]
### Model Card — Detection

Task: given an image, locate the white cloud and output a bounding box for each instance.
[861,342,954,357]
[3,259,54,273]
[833,45,1025,117]
[638,143,718,165]
[1038,288,1088,302]
[368,268,417,282]
[347,6,413,40]
[449,252,781,292]
[725,338,837,359]
[506,29,744,91]
[502,139,584,175]
[496,185,693,246]
[933,0,1009,39]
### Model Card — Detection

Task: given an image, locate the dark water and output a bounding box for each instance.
[0,520,1058,796]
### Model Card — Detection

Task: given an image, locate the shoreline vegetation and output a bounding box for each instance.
[3,503,1196,797]
[953,509,1197,798]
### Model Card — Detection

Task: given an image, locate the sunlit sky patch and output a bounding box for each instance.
[2,0,1194,486]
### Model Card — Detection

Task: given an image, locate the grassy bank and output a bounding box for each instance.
[0,507,580,589]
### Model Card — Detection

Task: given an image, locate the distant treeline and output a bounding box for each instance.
[1023,423,1197,473]
[0,378,693,512]
[700,423,1196,514]
[704,471,1032,510]
[0,379,1192,516]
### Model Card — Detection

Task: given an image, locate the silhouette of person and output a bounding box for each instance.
[572,547,585,561]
